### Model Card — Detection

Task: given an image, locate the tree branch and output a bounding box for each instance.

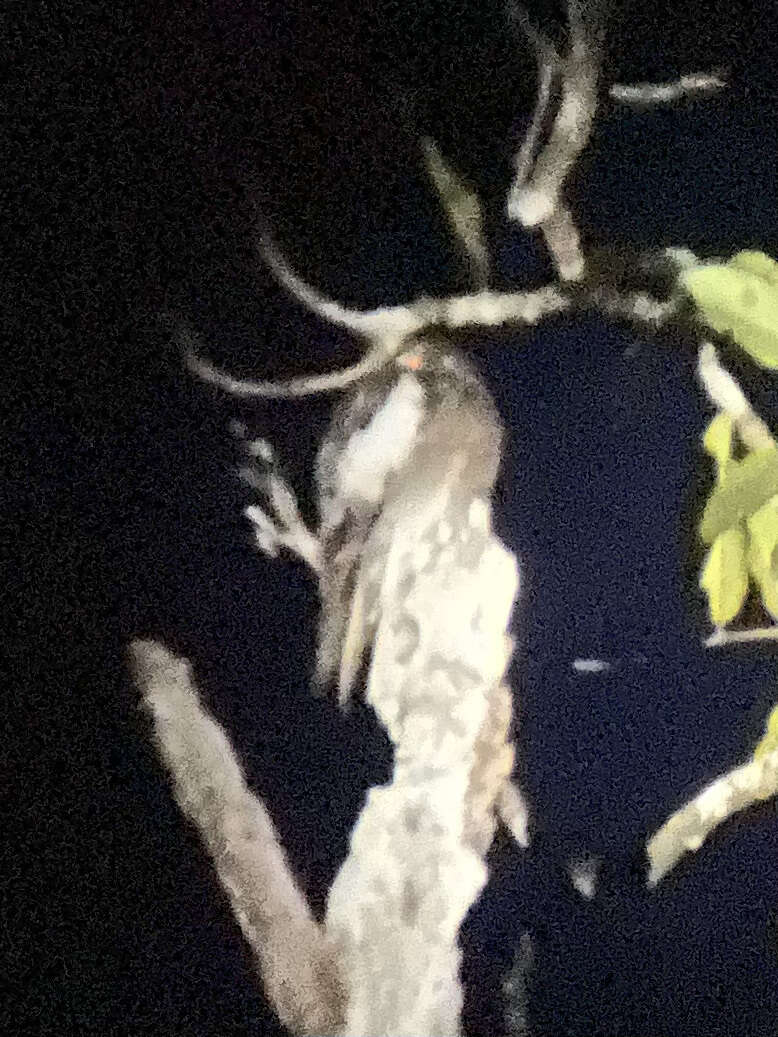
[504,1,560,198]
[132,367,523,1034]
[421,137,491,288]
[181,271,572,399]
[705,625,778,648]
[127,639,346,1036]
[610,71,728,107]
[324,433,521,1034]
[506,0,599,281]
[697,340,777,452]
[646,747,778,887]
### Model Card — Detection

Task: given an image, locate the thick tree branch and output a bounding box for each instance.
[132,365,523,1034]
[128,639,346,1036]
[507,0,599,280]
[325,439,520,1035]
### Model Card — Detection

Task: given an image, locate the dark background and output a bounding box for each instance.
[6,1,778,1033]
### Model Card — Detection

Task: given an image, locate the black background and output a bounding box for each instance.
[7,1,778,1033]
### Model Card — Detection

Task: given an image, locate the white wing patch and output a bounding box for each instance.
[336,373,425,505]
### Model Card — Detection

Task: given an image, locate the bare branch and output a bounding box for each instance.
[504,1,558,67]
[506,0,599,280]
[421,137,491,288]
[233,423,324,571]
[705,625,778,648]
[185,271,706,406]
[539,202,585,282]
[260,235,570,338]
[184,235,715,407]
[586,285,686,328]
[697,341,777,451]
[181,323,397,398]
[646,747,778,887]
[182,282,571,399]
[611,70,728,107]
[128,639,346,1036]
[406,284,571,329]
[324,414,521,1033]
[511,54,557,192]
[507,0,600,231]
[245,501,323,572]
[259,235,410,345]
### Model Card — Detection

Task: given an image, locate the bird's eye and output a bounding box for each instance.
[398,351,425,372]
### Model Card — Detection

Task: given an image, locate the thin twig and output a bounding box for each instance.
[505,1,560,192]
[705,625,778,648]
[181,323,403,398]
[697,341,777,451]
[511,55,557,192]
[421,137,491,288]
[539,202,585,282]
[610,71,728,107]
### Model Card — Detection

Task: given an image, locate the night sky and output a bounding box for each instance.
[7,2,778,1034]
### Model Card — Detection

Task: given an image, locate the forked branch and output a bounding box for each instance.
[131,385,523,1033]
[505,3,726,280]
[180,1,725,399]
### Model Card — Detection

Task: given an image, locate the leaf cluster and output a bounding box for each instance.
[682,251,778,628]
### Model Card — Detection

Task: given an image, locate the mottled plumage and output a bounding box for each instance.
[312,339,503,704]
[232,338,503,706]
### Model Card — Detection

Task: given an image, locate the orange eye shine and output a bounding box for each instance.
[399,351,424,371]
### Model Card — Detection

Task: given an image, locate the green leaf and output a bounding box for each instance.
[729,250,778,288]
[746,497,778,620]
[682,260,778,368]
[700,449,778,544]
[753,703,778,761]
[702,413,734,483]
[699,526,749,626]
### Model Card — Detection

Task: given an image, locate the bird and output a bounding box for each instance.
[310,336,504,704]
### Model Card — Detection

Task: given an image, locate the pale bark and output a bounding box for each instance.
[646,748,778,886]
[129,401,521,1036]
[128,639,347,1036]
